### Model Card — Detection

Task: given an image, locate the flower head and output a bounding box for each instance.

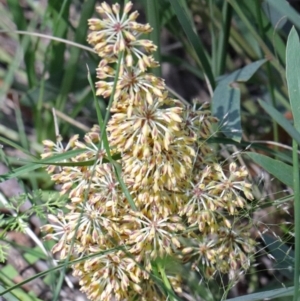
[95,59,164,105]
[41,2,258,300]
[88,1,156,65]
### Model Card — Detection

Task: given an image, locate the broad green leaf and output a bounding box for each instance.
[213,84,241,141]
[247,152,293,188]
[286,27,300,132]
[212,59,267,141]
[258,99,300,145]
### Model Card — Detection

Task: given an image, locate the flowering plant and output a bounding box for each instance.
[41,2,256,300]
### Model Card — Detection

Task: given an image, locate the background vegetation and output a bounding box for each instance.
[0,0,300,300]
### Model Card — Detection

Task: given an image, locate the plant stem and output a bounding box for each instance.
[157,262,179,301]
[293,139,300,301]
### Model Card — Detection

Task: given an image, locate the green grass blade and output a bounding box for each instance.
[47,0,70,81]
[247,152,294,188]
[7,0,37,87]
[265,0,300,31]
[168,0,215,89]
[208,0,217,76]
[254,0,279,145]
[87,62,137,211]
[55,0,97,112]
[224,286,294,301]
[0,149,85,181]
[216,0,232,76]
[228,0,285,76]
[242,0,286,64]
[258,99,300,145]
[292,139,300,301]
[286,27,300,132]
[0,268,42,301]
[0,27,36,105]
[0,284,19,301]
[146,0,161,77]
[14,103,29,151]
[162,54,204,79]
[286,26,300,301]
[0,136,38,158]
[207,136,294,163]
[0,246,123,297]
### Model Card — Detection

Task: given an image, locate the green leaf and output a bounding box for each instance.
[7,0,37,87]
[212,59,267,141]
[0,246,122,297]
[47,0,71,82]
[219,59,267,84]
[286,27,300,132]
[0,266,43,301]
[242,0,286,64]
[247,152,293,188]
[55,0,98,112]
[262,1,287,30]
[0,149,84,181]
[265,0,300,31]
[213,84,241,141]
[146,0,161,77]
[168,0,215,89]
[224,286,294,301]
[206,136,293,164]
[29,153,121,167]
[287,27,300,301]
[0,284,19,301]
[258,99,300,145]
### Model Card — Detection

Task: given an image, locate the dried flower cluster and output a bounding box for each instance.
[41,2,256,300]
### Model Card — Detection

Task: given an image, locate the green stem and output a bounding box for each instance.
[293,139,300,301]
[157,262,178,301]
[87,53,137,212]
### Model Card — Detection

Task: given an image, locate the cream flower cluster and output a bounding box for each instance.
[41,2,256,300]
